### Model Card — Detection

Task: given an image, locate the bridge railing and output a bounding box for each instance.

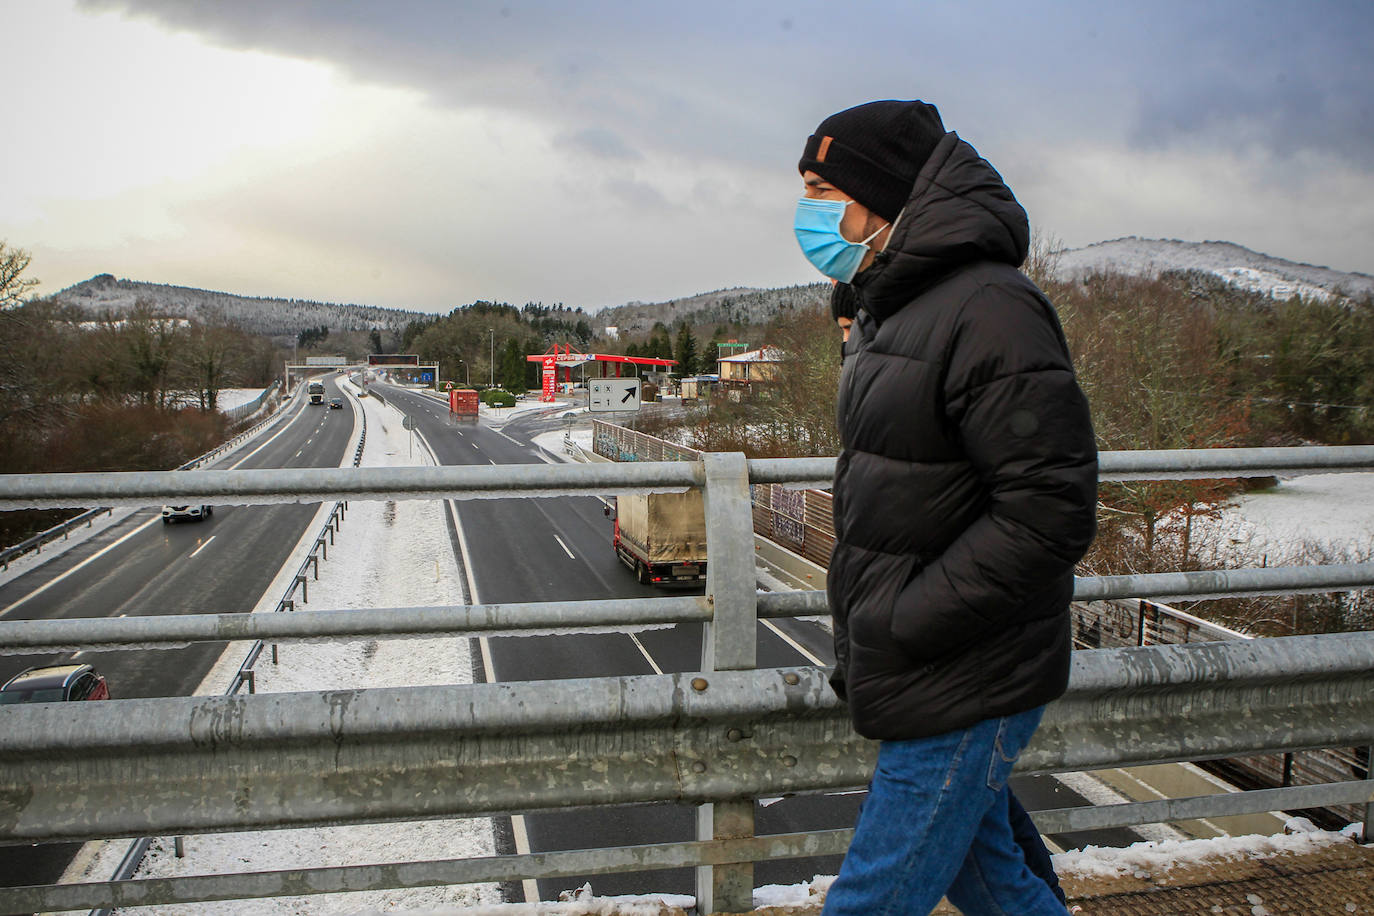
[0,445,1371,915]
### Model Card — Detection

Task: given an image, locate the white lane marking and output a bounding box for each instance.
[629,634,663,675]
[471,442,480,450]
[530,448,557,465]
[1,396,328,618]
[294,449,303,457]
[444,496,536,901]
[493,428,523,446]
[488,458,496,465]
[761,618,826,666]
[553,535,576,560]
[227,399,312,467]
[188,536,217,559]
[0,516,159,617]
[509,814,536,902]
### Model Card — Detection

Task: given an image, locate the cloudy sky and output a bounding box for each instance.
[5,0,1372,313]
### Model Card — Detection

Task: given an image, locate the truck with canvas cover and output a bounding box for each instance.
[612,488,708,586]
[448,388,480,420]
[307,379,326,405]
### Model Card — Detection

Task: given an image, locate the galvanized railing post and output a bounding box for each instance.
[1365,744,1373,844]
[697,452,757,915]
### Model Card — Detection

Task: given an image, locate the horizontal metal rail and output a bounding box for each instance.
[6,564,1371,654]
[10,776,1374,914]
[4,831,856,913]
[2,633,1371,845]
[4,445,1373,511]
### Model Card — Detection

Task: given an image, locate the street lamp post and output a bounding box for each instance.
[458,360,469,386]
[489,328,495,388]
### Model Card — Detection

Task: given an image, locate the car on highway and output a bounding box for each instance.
[0,664,110,704]
[162,504,213,523]
[329,397,345,409]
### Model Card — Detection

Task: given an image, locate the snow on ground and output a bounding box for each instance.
[531,424,594,459]
[1211,473,1374,559]
[479,395,579,425]
[215,387,269,412]
[126,387,503,915]
[1052,825,1357,881]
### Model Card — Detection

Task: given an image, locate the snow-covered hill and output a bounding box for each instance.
[1053,238,1374,302]
[50,274,431,341]
[595,283,830,335]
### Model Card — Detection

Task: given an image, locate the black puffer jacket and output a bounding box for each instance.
[830,131,1098,740]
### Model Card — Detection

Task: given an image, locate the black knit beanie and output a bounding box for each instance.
[798,100,946,222]
[830,282,860,323]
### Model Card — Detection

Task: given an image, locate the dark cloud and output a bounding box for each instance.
[76,1,1374,179]
[1121,1,1374,166]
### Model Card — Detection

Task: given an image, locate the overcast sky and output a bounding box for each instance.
[6,0,1371,313]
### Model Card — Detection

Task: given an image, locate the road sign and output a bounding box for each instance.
[402,416,416,430]
[589,378,642,412]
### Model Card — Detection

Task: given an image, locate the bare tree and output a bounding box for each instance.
[0,241,40,307]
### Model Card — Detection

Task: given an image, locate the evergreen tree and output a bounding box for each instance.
[674,323,699,376]
[499,337,527,391]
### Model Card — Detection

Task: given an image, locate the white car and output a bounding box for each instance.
[162,505,213,524]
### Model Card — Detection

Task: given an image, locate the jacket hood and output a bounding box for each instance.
[853,132,1030,322]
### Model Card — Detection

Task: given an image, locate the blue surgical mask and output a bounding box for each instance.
[794,198,888,283]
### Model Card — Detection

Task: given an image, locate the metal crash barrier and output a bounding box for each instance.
[0,445,1372,914]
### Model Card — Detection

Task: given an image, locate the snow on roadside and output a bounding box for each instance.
[127,386,501,915]
[215,387,269,412]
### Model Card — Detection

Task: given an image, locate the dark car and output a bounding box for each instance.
[329,398,345,409]
[0,664,110,704]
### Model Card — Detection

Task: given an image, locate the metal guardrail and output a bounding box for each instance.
[0,445,1371,915]
[220,381,279,424]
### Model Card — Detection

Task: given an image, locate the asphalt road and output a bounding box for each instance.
[371,385,1139,904]
[0,376,357,900]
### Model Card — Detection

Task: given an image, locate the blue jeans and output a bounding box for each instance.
[822,706,1066,916]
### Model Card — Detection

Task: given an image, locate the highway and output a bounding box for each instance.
[0,376,357,899]
[371,384,1139,903]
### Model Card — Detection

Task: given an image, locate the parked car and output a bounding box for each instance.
[162,505,212,523]
[329,397,345,409]
[0,664,110,704]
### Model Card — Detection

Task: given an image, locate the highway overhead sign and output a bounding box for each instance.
[589,378,642,412]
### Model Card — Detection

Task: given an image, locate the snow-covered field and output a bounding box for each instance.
[1217,473,1374,556]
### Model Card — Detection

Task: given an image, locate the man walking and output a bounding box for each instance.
[795,100,1098,914]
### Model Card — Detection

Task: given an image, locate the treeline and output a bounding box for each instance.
[649,266,1372,632]
[1048,267,1374,634]
[400,300,596,390]
[1,293,282,543]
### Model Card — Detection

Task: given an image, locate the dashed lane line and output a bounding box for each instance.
[187,536,216,559]
[553,535,576,560]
